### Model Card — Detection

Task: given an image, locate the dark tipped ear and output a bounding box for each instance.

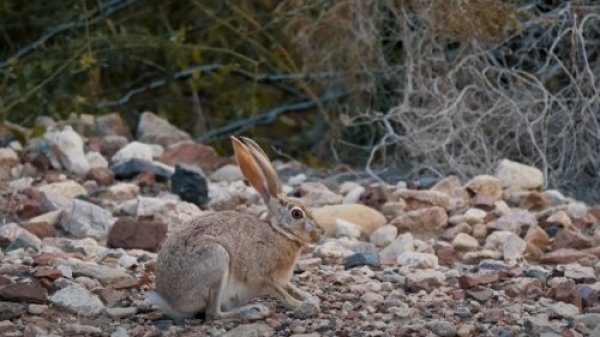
[240,137,282,196]
[231,136,270,201]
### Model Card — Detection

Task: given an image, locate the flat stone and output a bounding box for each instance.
[398,190,451,211]
[343,252,380,269]
[107,217,167,252]
[0,302,23,320]
[62,260,130,285]
[223,323,274,337]
[548,302,580,320]
[110,158,173,181]
[59,199,115,239]
[397,252,438,269]
[391,207,448,236]
[452,233,479,251]
[49,285,104,317]
[495,159,544,191]
[406,269,446,291]
[105,306,137,319]
[0,283,47,303]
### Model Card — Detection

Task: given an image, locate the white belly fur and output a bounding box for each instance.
[221,277,261,311]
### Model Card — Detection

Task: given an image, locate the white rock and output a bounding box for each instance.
[360,292,384,305]
[136,196,204,229]
[397,252,439,269]
[27,210,62,226]
[111,141,155,164]
[45,126,90,175]
[314,240,355,263]
[369,225,398,247]
[300,182,343,207]
[38,180,87,199]
[207,181,260,211]
[107,182,139,199]
[379,233,414,262]
[559,264,597,282]
[502,233,527,262]
[209,164,243,182]
[334,219,362,238]
[9,177,34,192]
[495,159,545,191]
[111,327,129,337]
[452,233,479,251]
[49,285,104,317]
[450,208,487,225]
[118,255,138,269]
[343,186,366,204]
[288,173,307,186]
[27,304,48,315]
[313,204,386,237]
[61,259,130,285]
[86,151,108,169]
[59,199,116,239]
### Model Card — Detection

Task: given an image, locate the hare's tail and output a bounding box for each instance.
[145,289,194,319]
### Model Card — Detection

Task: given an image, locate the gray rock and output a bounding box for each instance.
[428,320,457,337]
[63,324,102,334]
[334,219,361,239]
[574,313,600,330]
[170,164,209,205]
[0,302,23,320]
[559,263,597,282]
[95,113,131,138]
[27,304,48,315]
[209,164,243,182]
[495,159,544,191]
[49,285,104,317]
[86,151,109,169]
[548,302,580,320]
[136,111,191,147]
[59,199,116,239]
[111,141,155,164]
[397,252,439,269]
[343,252,380,269]
[105,306,137,319]
[223,323,274,337]
[292,301,320,319]
[406,269,446,291]
[61,260,130,285]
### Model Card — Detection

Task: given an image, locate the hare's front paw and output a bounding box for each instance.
[240,304,271,320]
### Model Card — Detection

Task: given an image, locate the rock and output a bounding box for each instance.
[104,182,139,200]
[343,252,380,269]
[136,111,191,147]
[300,182,343,207]
[548,302,580,320]
[519,191,551,211]
[381,200,407,219]
[223,323,274,337]
[525,224,550,251]
[397,252,438,269]
[0,148,19,181]
[209,164,243,182]
[49,285,104,317]
[596,261,600,276]
[38,180,87,199]
[488,209,537,232]
[430,175,469,200]
[449,208,487,225]
[0,302,23,320]
[462,250,502,264]
[369,225,397,247]
[62,260,130,285]
[160,141,224,173]
[107,217,167,252]
[443,222,472,241]
[503,233,528,262]
[170,164,209,205]
[45,126,90,175]
[105,306,137,319]
[458,271,500,288]
[380,233,414,262]
[293,302,320,319]
[59,199,115,239]
[334,219,361,238]
[553,229,593,250]
[541,249,598,265]
[313,204,386,236]
[19,222,55,239]
[0,223,42,246]
[99,135,129,159]
[85,167,115,186]
[559,264,597,282]
[110,158,173,181]
[27,303,47,315]
[452,233,479,251]
[314,240,355,264]
[111,141,155,163]
[94,113,131,138]
[343,186,366,204]
[86,151,109,169]
[464,175,502,200]
[524,314,558,335]
[64,323,103,335]
[546,211,574,229]
[136,196,204,230]
[391,207,448,236]
[466,287,493,303]
[428,320,457,337]
[0,283,47,303]
[207,180,260,210]
[361,292,384,305]
[398,190,451,211]
[575,313,600,330]
[495,159,544,191]
[406,269,446,291]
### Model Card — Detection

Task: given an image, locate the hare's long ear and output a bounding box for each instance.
[231,136,270,202]
[240,137,282,196]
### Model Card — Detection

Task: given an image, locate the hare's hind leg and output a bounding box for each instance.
[204,243,270,321]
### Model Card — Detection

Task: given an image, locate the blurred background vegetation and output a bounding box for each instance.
[1,0,599,202]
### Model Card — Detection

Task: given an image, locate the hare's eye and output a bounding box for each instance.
[291,209,304,219]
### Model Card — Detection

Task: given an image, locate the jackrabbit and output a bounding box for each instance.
[146,136,323,320]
